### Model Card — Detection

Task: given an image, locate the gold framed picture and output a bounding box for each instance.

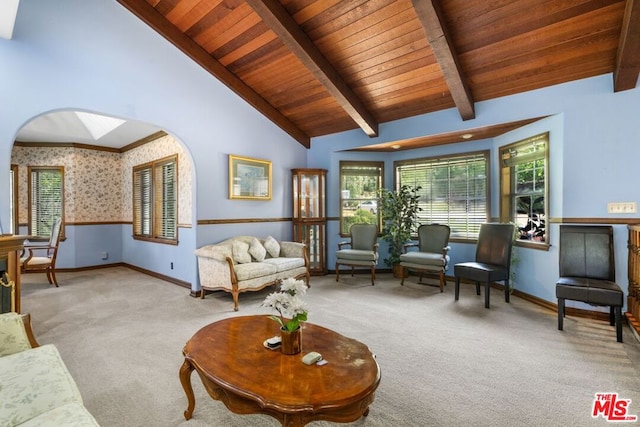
[229,155,272,200]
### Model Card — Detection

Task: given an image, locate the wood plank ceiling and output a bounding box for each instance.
[117,0,640,149]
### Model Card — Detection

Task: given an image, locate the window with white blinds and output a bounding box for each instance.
[133,155,177,243]
[10,165,17,235]
[28,166,64,238]
[133,167,152,236]
[396,151,489,239]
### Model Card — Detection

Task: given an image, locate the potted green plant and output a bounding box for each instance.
[379,185,422,276]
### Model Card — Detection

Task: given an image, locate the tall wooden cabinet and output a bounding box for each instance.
[292,169,327,275]
[627,225,640,337]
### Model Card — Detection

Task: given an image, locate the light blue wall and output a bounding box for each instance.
[18,223,125,269]
[3,1,640,309]
[67,224,125,268]
[0,0,307,291]
[492,114,563,304]
[310,76,640,311]
[122,225,196,282]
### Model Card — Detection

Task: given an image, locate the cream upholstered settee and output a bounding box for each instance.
[0,312,99,426]
[195,236,309,311]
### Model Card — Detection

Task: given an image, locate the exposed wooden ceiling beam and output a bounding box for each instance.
[411,0,475,120]
[614,0,640,92]
[116,0,310,148]
[246,0,379,138]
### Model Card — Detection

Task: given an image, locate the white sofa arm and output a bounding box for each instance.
[194,244,232,262]
[194,244,235,290]
[279,241,306,258]
[0,312,32,357]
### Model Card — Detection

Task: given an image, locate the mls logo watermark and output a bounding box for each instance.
[592,393,638,422]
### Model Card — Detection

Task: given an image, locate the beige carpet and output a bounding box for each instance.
[19,267,640,426]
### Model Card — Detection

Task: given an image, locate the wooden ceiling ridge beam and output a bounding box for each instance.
[245,0,379,137]
[411,0,475,120]
[115,0,310,148]
[613,0,640,92]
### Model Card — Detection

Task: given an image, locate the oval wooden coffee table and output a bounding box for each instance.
[179,315,381,426]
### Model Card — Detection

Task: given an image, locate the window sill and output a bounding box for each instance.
[448,237,550,251]
[133,235,178,245]
[449,237,479,244]
[514,240,550,251]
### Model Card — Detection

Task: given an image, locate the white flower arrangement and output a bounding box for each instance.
[262,277,309,332]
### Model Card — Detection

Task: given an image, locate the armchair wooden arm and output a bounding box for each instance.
[337,241,351,249]
[21,313,40,348]
[402,242,418,253]
[21,244,54,264]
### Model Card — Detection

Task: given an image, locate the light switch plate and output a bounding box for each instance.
[607,202,637,214]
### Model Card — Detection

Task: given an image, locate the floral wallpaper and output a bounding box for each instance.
[11,134,192,226]
[121,134,192,226]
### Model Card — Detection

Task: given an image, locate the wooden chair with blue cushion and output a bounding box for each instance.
[556,225,624,342]
[335,224,379,286]
[399,224,451,292]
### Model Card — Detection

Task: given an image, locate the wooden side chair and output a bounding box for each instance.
[335,223,379,285]
[21,218,63,287]
[399,224,451,292]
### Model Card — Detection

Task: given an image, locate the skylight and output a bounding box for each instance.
[74,111,126,140]
[0,0,19,40]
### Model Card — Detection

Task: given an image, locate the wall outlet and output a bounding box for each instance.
[101,251,108,260]
[607,202,637,214]
[170,262,174,270]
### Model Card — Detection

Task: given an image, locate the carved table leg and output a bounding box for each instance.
[282,413,304,427]
[179,359,196,420]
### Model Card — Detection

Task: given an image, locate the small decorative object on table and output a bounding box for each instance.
[262,277,309,355]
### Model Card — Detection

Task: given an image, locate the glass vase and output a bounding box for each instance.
[280,326,301,355]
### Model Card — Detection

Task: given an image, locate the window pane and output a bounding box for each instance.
[9,166,16,235]
[397,152,488,239]
[133,155,177,243]
[156,160,176,239]
[29,168,63,238]
[500,133,548,243]
[339,162,383,234]
[133,167,152,236]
